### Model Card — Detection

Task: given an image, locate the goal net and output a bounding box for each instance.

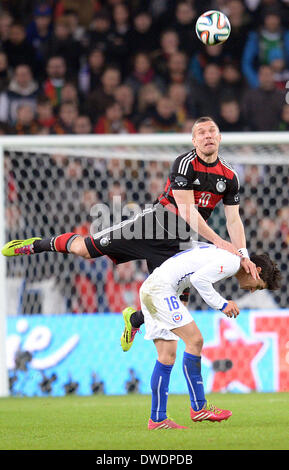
[2,132,289,318]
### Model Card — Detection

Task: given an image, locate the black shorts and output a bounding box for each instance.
[84,203,192,274]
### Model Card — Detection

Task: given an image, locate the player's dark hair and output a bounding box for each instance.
[250,253,281,291]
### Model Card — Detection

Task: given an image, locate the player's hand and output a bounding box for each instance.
[240,257,260,280]
[213,238,240,257]
[222,301,239,318]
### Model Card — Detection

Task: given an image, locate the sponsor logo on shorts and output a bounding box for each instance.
[172,312,183,323]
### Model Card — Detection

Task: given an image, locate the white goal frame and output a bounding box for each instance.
[0,130,288,397]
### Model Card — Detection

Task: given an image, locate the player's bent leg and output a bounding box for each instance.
[69,236,91,259]
[2,234,92,260]
[172,320,204,356]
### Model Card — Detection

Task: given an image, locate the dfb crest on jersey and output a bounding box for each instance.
[175,175,188,188]
[216,178,226,193]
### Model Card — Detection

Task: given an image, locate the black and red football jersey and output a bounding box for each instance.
[158,149,240,221]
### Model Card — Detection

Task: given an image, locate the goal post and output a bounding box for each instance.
[0,131,289,397]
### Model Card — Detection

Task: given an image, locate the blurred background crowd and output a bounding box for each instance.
[3,0,289,316]
[0,0,288,136]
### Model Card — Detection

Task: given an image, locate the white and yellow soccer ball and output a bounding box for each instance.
[195,10,231,46]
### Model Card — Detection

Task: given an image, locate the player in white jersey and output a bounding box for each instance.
[141,243,281,429]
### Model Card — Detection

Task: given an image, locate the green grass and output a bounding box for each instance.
[0,393,288,450]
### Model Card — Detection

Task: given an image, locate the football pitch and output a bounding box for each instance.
[1,392,288,451]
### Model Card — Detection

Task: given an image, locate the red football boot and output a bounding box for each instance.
[190,401,232,422]
[148,418,188,430]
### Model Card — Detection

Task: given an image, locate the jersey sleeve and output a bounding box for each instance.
[169,154,196,190]
[189,253,240,310]
[223,172,240,205]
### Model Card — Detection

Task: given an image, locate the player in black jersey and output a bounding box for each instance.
[2,116,259,351]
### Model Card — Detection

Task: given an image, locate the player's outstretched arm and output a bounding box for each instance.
[173,189,240,256]
[224,205,260,280]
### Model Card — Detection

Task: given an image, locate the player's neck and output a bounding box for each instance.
[196,151,218,164]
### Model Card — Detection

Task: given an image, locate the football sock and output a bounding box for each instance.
[33,233,79,254]
[182,352,206,411]
[130,310,144,328]
[150,360,173,422]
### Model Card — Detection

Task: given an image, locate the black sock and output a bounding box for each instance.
[130,310,144,328]
[33,237,56,253]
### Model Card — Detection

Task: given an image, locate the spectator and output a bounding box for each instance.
[54,0,96,29]
[94,99,136,134]
[73,114,92,134]
[149,95,180,133]
[189,44,227,84]
[45,16,84,77]
[241,64,285,130]
[43,55,67,110]
[269,48,289,89]
[107,2,131,74]
[242,11,289,88]
[62,9,86,43]
[136,82,163,125]
[0,10,13,43]
[223,0,253,66]
[114,84,137,123]
[0,51,10,92]
[170,0,198,57]
[26,3,53,74]
[181,118,197,133]
[3,64,39,124]
[190,63,225,120]
[60,81,80,109]
[164,50,189,87]
[11,103,39,135]
[167,82,193,127]
[86,9,111,53]
[218,98,247,132]
[222,61,247,101]
[125,52,164,95]
[278,104,289,131]
[84,65,121,124]
[51,100,79,134]
[127,9,158,55]
[151,28,180,78]
[2,22,38,74]
[78,48,105,94]
[35,95,57,132]
[105,262,144,313]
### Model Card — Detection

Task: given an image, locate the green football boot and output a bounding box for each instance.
[1,237,41,257]
[120,307,139,352]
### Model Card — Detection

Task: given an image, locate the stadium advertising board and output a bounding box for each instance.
[6,311,289,396]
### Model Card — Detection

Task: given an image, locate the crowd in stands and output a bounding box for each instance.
[0,0,288,136]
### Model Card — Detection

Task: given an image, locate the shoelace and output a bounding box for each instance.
[15,245,34,255]
[206,402,222,414]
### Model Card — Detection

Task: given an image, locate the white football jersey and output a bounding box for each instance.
[155,242,241,310]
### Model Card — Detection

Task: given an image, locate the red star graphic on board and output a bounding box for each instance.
[202,319,264,391]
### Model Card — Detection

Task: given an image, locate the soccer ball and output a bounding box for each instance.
[195,10,231,46]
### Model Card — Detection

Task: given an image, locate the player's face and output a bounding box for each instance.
[238,271,267,293]
[192,121,221,158]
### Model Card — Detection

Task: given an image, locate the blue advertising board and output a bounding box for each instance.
[6,310,289,396]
